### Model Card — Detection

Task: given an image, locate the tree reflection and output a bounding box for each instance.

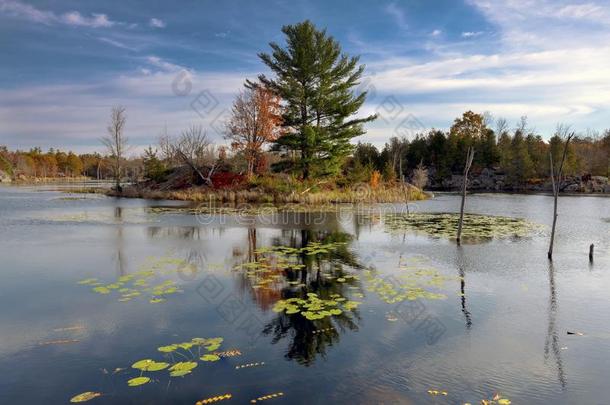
[455,246,472,329]
[113,206,126,277]
[545,261,566,389]
[235,228,364,365]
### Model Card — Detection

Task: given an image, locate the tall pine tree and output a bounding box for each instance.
[258,20,376,179]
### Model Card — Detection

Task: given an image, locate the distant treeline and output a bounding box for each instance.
[2,111,609,187]
[0,146,143,180]
[349,112,610,186]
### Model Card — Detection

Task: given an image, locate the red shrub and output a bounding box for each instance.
[211,171,245,189]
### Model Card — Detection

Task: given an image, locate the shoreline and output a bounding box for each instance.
[104,184,430,204]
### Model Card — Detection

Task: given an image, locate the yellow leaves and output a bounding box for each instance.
[250,392,284,403]
[196,393,232,404]
[38,339,80,346]
[480,393,511,405]
[235,362,265,369]
[427,389,448,396]
[214,349,242,358]
[70,392,101,402]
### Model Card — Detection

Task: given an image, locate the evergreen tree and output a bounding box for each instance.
[258,20,376,179]
[508,130,534,185]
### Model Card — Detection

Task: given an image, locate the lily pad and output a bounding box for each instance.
[200,354,220,362]
[127,376,151,387]
[385,212,542,242]
[131,359,169,371]
[70,391,101,402]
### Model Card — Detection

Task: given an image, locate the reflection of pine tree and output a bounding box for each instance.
[235,228,365,365]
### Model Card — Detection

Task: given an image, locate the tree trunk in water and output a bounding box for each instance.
[115,161,122,193]
[402,182,410,216]
[547,133,573,260]
[457,147,474,245]
[548,155,557,259]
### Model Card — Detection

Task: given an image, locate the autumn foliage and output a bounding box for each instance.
[225,83,282,177]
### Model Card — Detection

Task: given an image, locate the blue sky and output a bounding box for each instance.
[1,0,610,153]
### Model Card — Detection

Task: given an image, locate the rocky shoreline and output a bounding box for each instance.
[429,168,610,193]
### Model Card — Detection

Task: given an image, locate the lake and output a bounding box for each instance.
[1,185,609,404]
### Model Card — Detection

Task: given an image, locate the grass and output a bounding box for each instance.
[108,182,429,204]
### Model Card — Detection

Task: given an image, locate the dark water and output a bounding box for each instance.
[1,186,609,404]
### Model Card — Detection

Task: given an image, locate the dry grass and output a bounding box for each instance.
[108,183,429,204]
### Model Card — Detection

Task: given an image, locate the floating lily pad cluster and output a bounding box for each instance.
[364,258,452,304]
[384,213,542,242]
[122,337,225,388]
[235,242,346,290]
[77,256,194,304]
[272,292,361,320]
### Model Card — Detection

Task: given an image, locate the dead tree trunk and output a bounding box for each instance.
[548,133,574,260]
[457,147,475,245]
[402,181,410,216]
[175,149,216,186]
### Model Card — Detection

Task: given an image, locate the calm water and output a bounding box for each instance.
[1,186,609,404]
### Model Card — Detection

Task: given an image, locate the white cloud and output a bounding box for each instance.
[149,17,165,28]
[0,65,250,152]
[145,55,187,73]
[554,3,604,19]
[98,37,135,51]
[62,11,113,27]
[430,29,442,37]
[461,31,483,38]
[385,3,408,30]
[0,0,119,28]
[347,0,610,138]
[0,0,54,24]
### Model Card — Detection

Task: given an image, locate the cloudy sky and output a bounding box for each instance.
[1,0,609,153]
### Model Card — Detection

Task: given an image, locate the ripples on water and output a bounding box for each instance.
[0,186,609,404]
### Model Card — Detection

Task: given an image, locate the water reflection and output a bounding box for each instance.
[545,262,566,389]
[233,228,364,365]
[456,247,472,329]
[113,206,127,277]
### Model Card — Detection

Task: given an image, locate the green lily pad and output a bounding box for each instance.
[127,376,151,387]
[132,359,168,371]
[200,354,220,362]
[92,286,110,294]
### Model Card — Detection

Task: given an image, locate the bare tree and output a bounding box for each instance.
[158,125,177,166]
[495,117,508,136]
[547,130,575,260]
[173,125,216,185]
[411,161,429,189]
[457,147,475,245]
[101,106,128,192]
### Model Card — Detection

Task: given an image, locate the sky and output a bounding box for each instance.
[1,0,610,154]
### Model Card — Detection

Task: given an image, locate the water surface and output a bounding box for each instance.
[1,186,609,404]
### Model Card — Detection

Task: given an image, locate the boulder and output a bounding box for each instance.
[0,170,11,183]
[564,183,581,193]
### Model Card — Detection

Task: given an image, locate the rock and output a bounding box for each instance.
[0,170,12,183]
